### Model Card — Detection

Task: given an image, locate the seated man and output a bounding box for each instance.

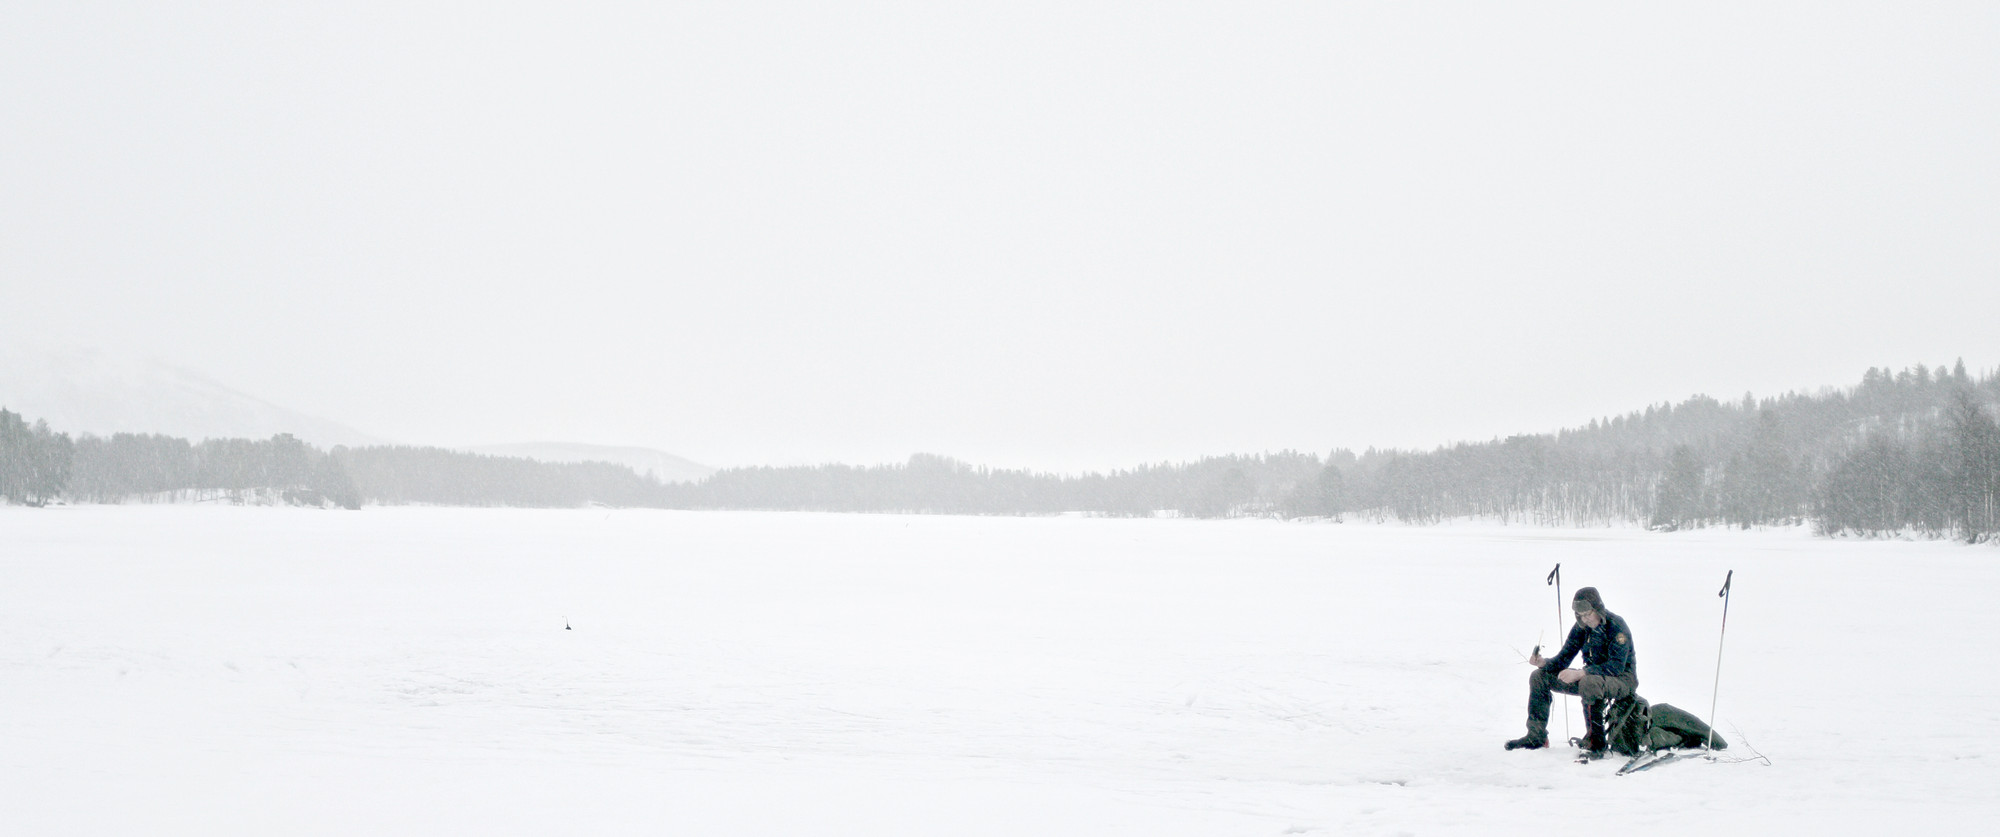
[1506,586,1637,754]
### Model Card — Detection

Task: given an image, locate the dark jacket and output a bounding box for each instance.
[1542,611,1636,680]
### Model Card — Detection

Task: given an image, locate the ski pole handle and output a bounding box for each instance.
[1719,570,1732,598]
[1547,563,1560,586]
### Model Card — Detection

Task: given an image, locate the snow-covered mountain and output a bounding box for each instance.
[0,345,385,448]
[465,442,714,484]
[0,347,717,478]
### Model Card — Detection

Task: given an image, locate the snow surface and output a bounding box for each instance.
[3,507,1995,835]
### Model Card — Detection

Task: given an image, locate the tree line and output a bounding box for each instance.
[1333,360,2000,542]
[339,445,668,507]
[656,450,1342,519]
[0,409,73,506]
[63,431,363,508]
[4,361,1997,542]
[658,361,2000,542]
[0,416,662,510]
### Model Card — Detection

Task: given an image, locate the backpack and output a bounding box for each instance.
[1604,694,1652,756]
[1644,702,1728,751]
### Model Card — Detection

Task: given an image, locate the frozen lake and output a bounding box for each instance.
[3,506,1995,835]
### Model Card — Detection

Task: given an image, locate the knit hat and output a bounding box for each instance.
[1572,587,1607,615]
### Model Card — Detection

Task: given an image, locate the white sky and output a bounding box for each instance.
[4,2,1997,472]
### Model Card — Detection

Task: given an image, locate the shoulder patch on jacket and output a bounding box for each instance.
[1616,633,1628,644]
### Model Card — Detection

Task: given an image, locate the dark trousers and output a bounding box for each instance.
[1526,669,1636,733]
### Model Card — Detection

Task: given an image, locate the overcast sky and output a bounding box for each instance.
[4,2,1996,472]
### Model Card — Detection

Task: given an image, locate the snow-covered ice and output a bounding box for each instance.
[4,506,1995,835]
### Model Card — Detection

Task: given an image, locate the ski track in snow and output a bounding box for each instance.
[2,506,1995,835]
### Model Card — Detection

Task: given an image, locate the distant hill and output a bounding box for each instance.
[0,345,385,448]
[466,442,714,484]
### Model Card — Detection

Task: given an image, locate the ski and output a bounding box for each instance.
[1615,748,1707,776]
[1614,751,1667,774]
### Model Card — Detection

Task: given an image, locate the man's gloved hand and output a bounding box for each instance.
[1557,669,1585,685]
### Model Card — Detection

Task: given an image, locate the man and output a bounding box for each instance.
[1506,586,1637,754]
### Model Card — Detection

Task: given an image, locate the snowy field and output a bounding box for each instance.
[4,506,1996,836]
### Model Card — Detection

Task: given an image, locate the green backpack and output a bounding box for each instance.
[1604,694,1653,756]
[1645,702,1728,751]
[1607,696,1730,755]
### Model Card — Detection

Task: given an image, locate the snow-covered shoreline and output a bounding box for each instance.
[4,506,1993,835]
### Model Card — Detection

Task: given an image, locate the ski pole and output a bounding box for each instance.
[1706,570,1732,750]
[1548,563,1568,742]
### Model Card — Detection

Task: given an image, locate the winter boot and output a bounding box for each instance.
[1504,729,1548,750]
[1577,700,1608,756]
